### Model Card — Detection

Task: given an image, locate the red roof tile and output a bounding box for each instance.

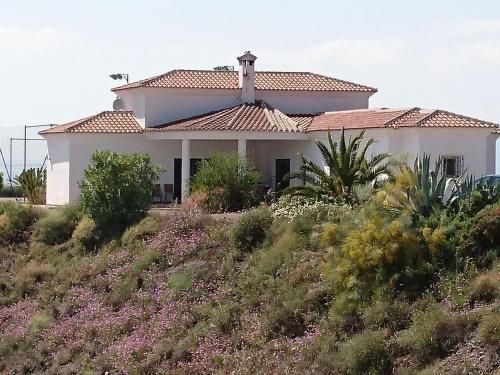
[306,108,498,132]
[150,102,311,133]
[41,107,498,135]
[40,111,143,134]
[112,70,377,93]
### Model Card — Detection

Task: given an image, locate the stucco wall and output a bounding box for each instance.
[117,87,372,128]
[144,88,241,127]
[46,135,71,205]
[255,90,371,114]
[44,127,497,205]
[307,128,495,178]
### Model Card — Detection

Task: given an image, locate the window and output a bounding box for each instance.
[441,155,464,177]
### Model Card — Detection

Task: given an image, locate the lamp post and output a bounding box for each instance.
[109,73,129,84]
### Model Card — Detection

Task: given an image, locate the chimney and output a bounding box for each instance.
[237,51,257,103]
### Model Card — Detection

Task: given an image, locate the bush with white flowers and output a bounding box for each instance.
[270,195,350,223]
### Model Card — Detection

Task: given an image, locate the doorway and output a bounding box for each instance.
[173,158,203,202]
[275,159,290,192]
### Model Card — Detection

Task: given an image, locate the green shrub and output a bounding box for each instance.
[474,205,500,248]
[399,307,471,364]
[210,301,242,334]
[270,194,351,223]
[121,216,163,247]
[79,151,162,232]
[477,311,499,349]
[363,299,412,332]
[167,261,206,293]
[322,207,426,303]
[28,312,52,336]
[15,166,46,204]
[334,330,391,375]
[32,204,81,245]
[71,216,99,251]
[190,152,261,212]
[0,202,38,244]
[468,272,499,304]
[231,207,272,253]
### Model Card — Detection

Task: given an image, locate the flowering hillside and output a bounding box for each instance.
[0,198,498,374]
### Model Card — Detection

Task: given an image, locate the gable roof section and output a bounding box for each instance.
[40,111,143,134]
[112,70,377,93]
[307,108,499,132]
[41,106,498,135]
[151,101,311,133]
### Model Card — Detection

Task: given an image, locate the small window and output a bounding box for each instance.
[442,155,464,177]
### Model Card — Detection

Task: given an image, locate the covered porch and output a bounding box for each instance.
[145,131,310,202]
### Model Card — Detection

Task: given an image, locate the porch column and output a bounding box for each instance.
[237,139,247,159]
[181,138,190,201]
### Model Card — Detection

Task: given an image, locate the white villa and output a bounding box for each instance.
[41,51,499,205]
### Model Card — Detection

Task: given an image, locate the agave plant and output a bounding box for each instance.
[380,154,455,217]
[15,167,46,204]
[285,128,392,203]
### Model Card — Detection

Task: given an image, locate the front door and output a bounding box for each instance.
[275,159,290,192]
[173,158,182,202]
[173,158,203,202]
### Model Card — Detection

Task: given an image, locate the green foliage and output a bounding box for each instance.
[363,299,412,332]
[210,301,242,334]
[231,207,273,254]
[468,272,500,304]
[190,152,261,212]
[321,206,427,302]
[399,307,471,364]
[378,154,449,217]
[0,202,38,244]
[28,312,52,336]
[32,204,82,245]
[285,128,392,203]
[15,166,46,204]
[71,216,99,251]
[79,151,162,232]
[435,259,477,310]
[270,194,351,223]
[477,311,499,350]
[334,330,391,375]
[121,216,163,247]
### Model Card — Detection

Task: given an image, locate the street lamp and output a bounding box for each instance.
[109,73,129,84]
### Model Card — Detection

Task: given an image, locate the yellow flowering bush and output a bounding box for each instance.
[322,207,424,300]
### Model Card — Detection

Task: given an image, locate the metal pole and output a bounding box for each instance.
[9,138,12,185]
[23,125,27,172]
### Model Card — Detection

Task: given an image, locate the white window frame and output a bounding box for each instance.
[441,155,464,178]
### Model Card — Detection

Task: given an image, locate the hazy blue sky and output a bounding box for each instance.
[0,0,499,177]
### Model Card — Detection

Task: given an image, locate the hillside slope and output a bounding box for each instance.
[0,207,498,374]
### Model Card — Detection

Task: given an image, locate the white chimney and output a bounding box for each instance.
[237,51,257,103]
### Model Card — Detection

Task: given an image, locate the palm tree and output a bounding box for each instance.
[285,128,391,203]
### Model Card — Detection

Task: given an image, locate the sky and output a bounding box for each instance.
[0,0,499,178]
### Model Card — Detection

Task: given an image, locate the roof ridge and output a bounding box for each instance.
[428,109,499,127]
[414,109,440,127]
[226,105,247,130]
[384,107,421,128]
[65,111,108,132]
[308,72,377,92]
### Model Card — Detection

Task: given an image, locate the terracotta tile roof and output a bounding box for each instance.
[41,107,498,136]
[112,70,377,93]
[40,111,143,134]
[306,108,499,132]
[150,101,311,133]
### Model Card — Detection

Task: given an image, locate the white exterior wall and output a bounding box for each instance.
[44,127,497,205]
[307,128,496,178]
[45,135,71,205]
[255,90,371,114]
[144,88,241,127]
[117,88,146,127]
[116,87,372,128]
